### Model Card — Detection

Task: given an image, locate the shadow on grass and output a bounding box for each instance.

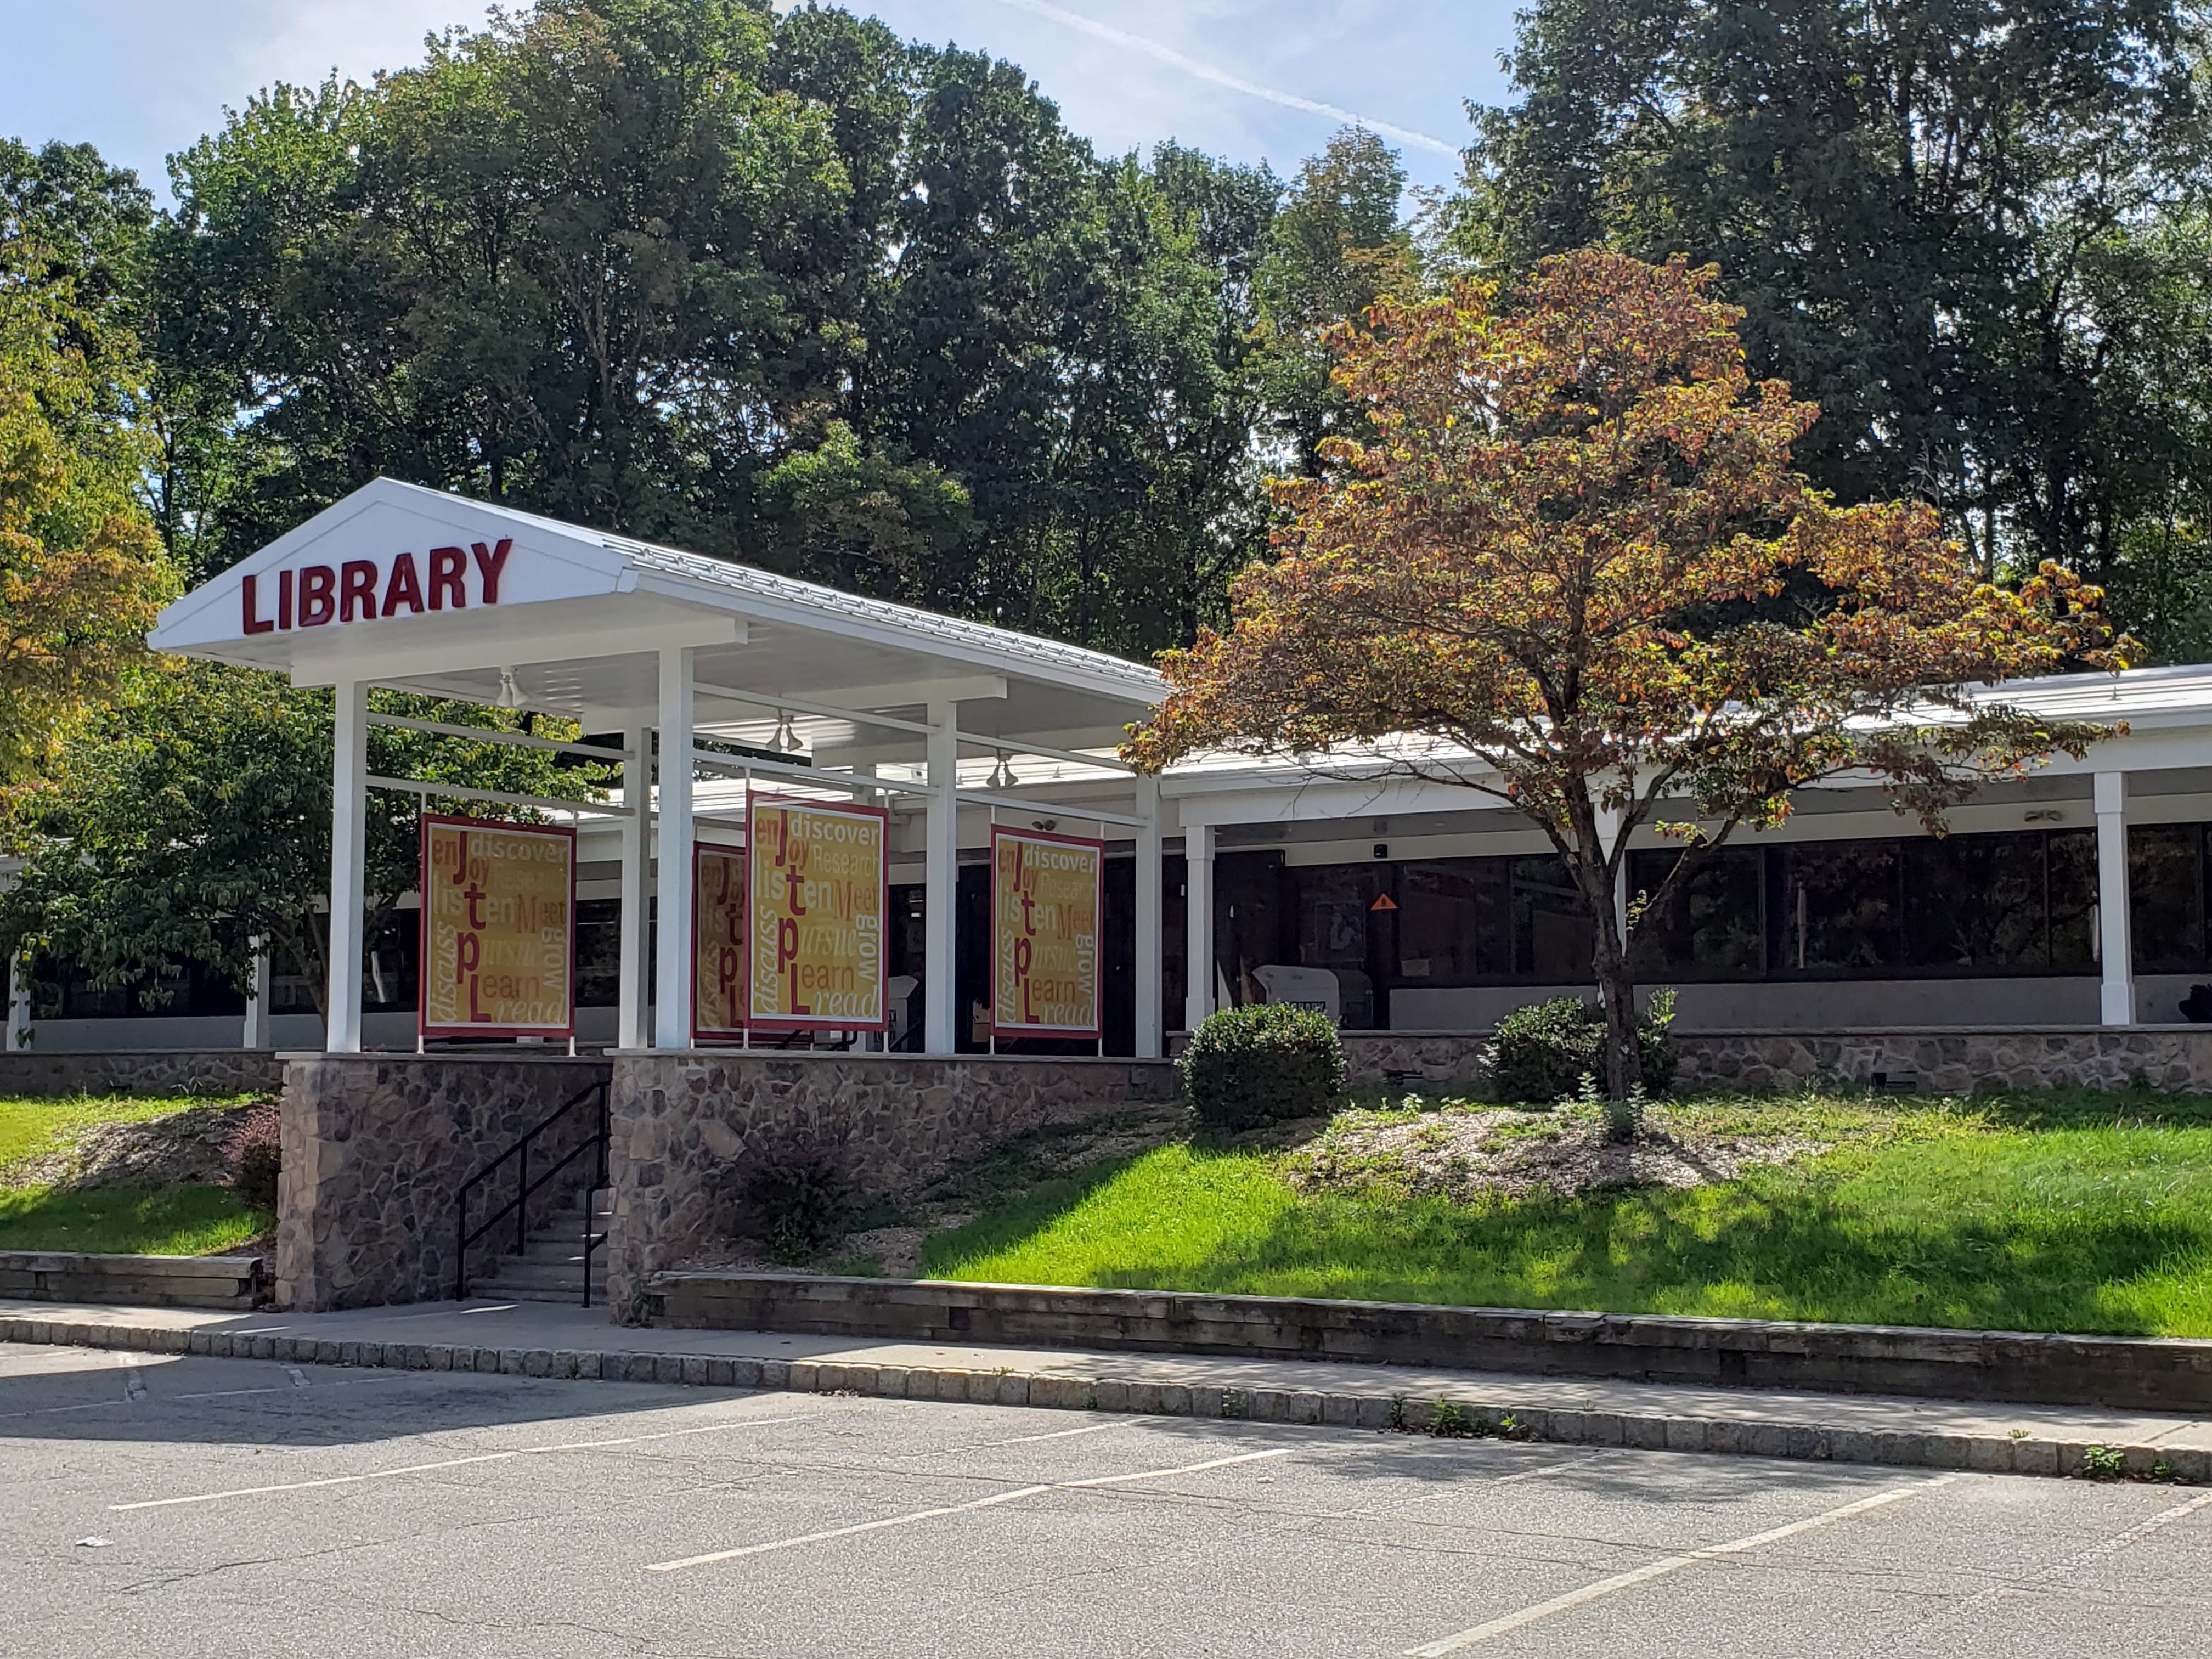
[919,1152,1150,1277]
[0,1184,268,1256]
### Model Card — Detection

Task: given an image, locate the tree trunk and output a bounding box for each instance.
[1587,889,1643,1142]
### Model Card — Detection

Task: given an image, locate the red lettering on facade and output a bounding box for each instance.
[471,538,512,603]
[339,559,380,622]
[428,546,467,610]
[297,565,337,627]
[278,568,294,630]
[241,573,274,635]
[382,552,424,615]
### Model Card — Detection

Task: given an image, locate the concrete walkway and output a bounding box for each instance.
[6,1295,2207,1484]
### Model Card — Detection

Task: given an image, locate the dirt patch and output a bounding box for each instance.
[5,1102,274,1193]
[1288,1104,1829,1204]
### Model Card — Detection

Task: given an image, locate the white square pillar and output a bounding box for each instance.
[923,702,959,1055]
[1183,821,1214,1032]
[6,951,30,1052]
[618,722,652,1050]
[326,678,368,1053]
[242,938,273,1050]
[653,650,696,1049]
[2096,770,2134,1026]
[1134,774,1163,1058]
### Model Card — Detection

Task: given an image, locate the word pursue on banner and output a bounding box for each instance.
[991,826,1102,1039]
[747,796,889,1031]
[243,539,514,633]
[693,847,748,1041]
[420,816,575,1037]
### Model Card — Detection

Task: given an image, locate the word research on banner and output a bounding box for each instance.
[693,845,748,1041]
[991,826,1102,1039]
[420,816,575,1038]
[747,795,889,1031]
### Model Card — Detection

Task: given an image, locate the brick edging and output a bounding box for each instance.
[4,1311,2202,1485]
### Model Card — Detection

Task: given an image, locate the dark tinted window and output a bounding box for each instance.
[1630,846,1763,978]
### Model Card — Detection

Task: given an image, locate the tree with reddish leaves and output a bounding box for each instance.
[1126,250,2124,1137]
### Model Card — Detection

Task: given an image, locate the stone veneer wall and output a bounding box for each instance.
[606,1053,1179,1318]
[278,1054,611,1311]
[0,1049,287,1098]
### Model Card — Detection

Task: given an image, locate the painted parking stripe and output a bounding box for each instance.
[646,1446,1296,1572]
[1404,1477,1956,1656]
[113,1412,818,1511]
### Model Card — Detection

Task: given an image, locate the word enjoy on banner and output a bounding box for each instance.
[747,795,889,1031]
[991,826,1102,1039]
[419,816,575,1037]
[693,846,748,1041]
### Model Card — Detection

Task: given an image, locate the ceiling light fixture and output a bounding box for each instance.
[770,710,801,753]
[989,751,1018,790]
[494,667,526,710]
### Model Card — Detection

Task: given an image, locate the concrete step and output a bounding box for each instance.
[470,1280,602,1305]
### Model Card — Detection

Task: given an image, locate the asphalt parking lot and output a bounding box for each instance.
[3,1341,2207,1658]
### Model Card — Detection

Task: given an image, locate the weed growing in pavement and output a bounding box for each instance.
[2009,1427,2030,1440]
[2151,1459,2178,1482]
[2080,1445,2127,1480]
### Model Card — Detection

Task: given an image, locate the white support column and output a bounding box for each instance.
[1183,821,1215,1032]
[6,951,30,1052]
[1134,775,1163,1058]
[241,938,272,1050]
[326,678,369,1053]
[618,721,652,1050]
[2096,770,2135,1026]
[923,702,959,1055]
[653,650,696,1049]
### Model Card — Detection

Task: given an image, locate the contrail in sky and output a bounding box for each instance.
[984,0,1463,158]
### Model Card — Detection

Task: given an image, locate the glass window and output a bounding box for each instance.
[1900,833,2047,971]
[1396,860,1507,981]
[574,898,622,1008]
[1630,845,1762,979]
[2047,830,2098,972]
[1288,862,1379,1028]
[1511,855,1593,981]
[1775,841,1900,974]
[2130,824,2205,972]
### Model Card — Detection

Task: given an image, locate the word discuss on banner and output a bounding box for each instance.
[991,826,1102,1038]
[748,796,889,1030]
[420,816,575,1037]
[693,847,748,1041]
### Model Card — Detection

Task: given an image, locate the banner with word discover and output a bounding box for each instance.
[991,826,1103,1039]
[692,845,748,1041]
[419,816,575,1037]
[747,795,889,1031]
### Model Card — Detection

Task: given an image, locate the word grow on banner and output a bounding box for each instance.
[747,795,889,1031]
[420,816,575,1037]
[991,826,1102,1039]
[693,845,748,1041]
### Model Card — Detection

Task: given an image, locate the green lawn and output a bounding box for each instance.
[918,1092,2212,1338]
[0,1093,272,1255]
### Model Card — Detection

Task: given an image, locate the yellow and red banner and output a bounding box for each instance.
[419,815,575,1037]
[991,826,1102,1038]
[692,845,748,1041]
[747,795,889,1031]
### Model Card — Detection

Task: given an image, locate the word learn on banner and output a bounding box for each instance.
[991,826,1102,1039]
[420,816,575,1038]
[693,845,748,1041]
[747,795,889,1031]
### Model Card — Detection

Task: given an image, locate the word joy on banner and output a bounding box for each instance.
[693,845,748,1041]
[242,539,512,633]
[991,825,1102,1040]
[746,795,889,1031]
[419,815,575,1039]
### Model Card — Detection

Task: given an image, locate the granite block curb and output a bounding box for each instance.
[5,1309,2202,1486]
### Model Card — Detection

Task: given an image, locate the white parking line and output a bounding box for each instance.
[1404,1477,1957,1656]
[645,1446,1296,1572]
[112,1412,819,1511]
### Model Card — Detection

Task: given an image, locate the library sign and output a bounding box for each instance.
[990,826,1102,1039]
[420,816,576,1038]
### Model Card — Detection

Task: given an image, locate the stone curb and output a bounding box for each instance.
[5,1311,2203,1485]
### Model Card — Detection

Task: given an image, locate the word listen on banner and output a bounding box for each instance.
[693,846,748,1040]
[747,795,889,1030]
[420,816,575,1036]
[991,826,1102,1037]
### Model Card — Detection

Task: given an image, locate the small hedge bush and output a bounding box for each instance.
[1489,991,1677,1104]
[735,1130,850,1262]
[1181,1002,1346,1131]
[219,1101,282,1213]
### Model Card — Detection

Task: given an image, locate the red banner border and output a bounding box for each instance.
[416,813,578,1041]
[989,823,1105,1040]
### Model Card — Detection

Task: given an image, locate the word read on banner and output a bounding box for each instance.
[693,845,748,1041]
[420,816,575,1037]
[991,826,1102,1038]
[747,795,889,1030]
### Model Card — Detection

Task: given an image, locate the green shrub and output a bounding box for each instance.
[1180,1002,1345,1131]
[1489,991,1677,1104]
[219,1102,281,1213]
[735,1130,850,1262]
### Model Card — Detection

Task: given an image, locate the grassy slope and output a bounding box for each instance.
[0,1093,271,1255]
[920,1093,2212,1338]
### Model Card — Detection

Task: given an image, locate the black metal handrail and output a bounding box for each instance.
[454,1080,610,1306]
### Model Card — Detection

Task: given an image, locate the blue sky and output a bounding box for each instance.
[0,1,1516,199]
